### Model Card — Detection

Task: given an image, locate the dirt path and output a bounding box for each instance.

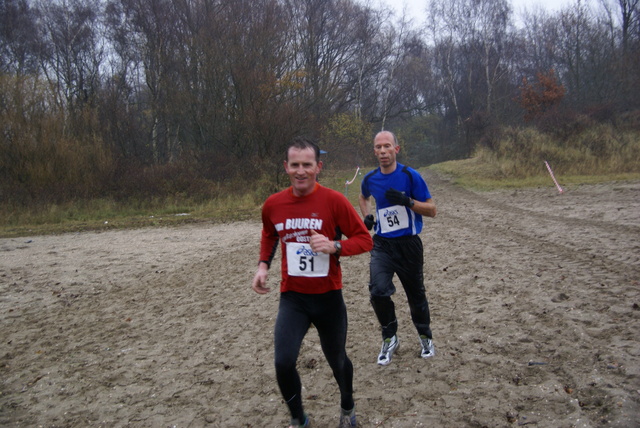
[1,171,638,427]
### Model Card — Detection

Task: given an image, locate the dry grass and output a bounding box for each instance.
[2,125,638,237]
[432,125,640,190]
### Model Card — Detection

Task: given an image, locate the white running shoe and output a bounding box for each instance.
[288,414,309,428]
[377,335,399,365]
[420,335,435,359]
[339,407,357,427]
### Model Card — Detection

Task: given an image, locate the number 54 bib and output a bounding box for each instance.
[378,205,409,233]
[286,242,330,277]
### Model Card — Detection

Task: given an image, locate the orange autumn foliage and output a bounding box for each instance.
[517,70,566,122]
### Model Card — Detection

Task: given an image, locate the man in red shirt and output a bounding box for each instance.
[252,137,373,428]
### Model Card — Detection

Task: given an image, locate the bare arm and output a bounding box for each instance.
[359,193,372,217]
[411,197,437,218]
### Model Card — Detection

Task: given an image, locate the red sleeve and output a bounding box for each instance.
[258,197,280,267]
[333,192,373,256]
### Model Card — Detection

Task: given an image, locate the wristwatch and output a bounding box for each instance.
[409,198,415,208]
[334,241,342,256]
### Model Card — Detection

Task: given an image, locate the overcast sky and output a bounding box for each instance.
[381,0,589,23]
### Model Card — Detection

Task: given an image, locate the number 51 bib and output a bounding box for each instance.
[286,242,330,277]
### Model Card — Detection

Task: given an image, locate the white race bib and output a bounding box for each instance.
[286,242,330,277]
[378,205,409,233]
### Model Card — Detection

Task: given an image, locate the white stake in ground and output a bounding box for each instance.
[344,166,360,195]
[544,160,564,194]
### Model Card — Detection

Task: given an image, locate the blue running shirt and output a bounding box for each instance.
[360,163,431,238]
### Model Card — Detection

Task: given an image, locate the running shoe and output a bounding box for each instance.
[339,407,357,427]
[420,335,435,358]
[377,335,399,366]
[288,413,310,428]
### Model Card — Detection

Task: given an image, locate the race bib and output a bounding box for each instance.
[286,242,330,277]
[378,205,409,233]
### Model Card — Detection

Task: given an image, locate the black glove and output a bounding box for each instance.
[363,214,376,230]
[385,187,412,207]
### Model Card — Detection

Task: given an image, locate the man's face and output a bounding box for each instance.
[284,147,322,196]
[373,133,400,169]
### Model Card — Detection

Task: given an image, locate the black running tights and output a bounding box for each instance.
[274,290,354,421]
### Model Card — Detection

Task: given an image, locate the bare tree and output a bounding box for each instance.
[111,0,188,164]
[344,3,388,121]
[555,1,623,106]
[427,0,468,129]
[515,8,561,78]
[378,12,412,130]
[0,0,40,74]
[36,0,105,118]
[285,0,365,117]
[468,0,512,116]
[616,0,640,54]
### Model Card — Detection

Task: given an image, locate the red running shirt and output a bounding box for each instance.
[259,183,373,294]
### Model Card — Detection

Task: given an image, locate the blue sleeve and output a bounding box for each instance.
[360,172,372,198]
[410,168,431,201]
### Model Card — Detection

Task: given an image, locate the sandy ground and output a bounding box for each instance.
[1,170,639,428]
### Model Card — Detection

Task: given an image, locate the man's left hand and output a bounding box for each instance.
[309,229,335,254]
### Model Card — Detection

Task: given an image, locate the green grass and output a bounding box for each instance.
[0,123,640,238]
[429,157,640,191]
[0,170,360,238]
[0,194,260,238]
[428,123,640,190]
[2,147,638,238]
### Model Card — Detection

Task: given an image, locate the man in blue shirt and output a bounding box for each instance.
[359,130,437,365]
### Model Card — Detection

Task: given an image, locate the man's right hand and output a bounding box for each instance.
[251,266,271,294]
[364,214,376,230]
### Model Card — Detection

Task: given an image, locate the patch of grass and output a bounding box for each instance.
[429,157,640,191]
[428,125,640,190]
[321,166,367,207]
[0,167,368,238]
[0,195,261,238]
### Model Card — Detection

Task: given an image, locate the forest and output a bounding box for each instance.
[1,0,639,207]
